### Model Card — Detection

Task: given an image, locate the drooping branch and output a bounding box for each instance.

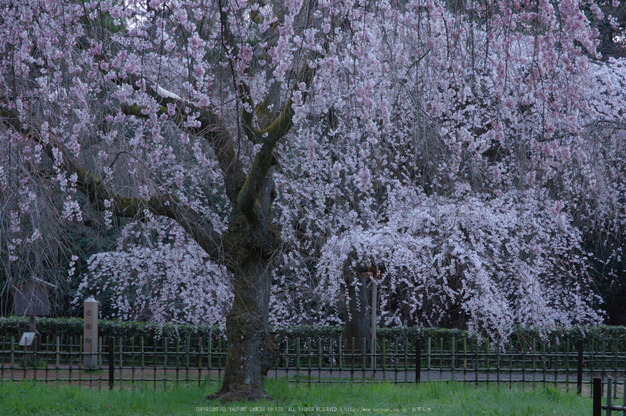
[216,0,261,147]
[1,109,229,265]
[74,165,227,264]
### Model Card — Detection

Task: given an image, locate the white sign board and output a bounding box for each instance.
[19,332,36,347]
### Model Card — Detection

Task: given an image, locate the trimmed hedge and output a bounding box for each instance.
[0,318,480,344]
[2,316,625,349]
[281,325,626,351]
[0,317,221,344]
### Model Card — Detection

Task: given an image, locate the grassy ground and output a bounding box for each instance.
[0,379,592,415]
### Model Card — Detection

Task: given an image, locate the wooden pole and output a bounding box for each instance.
[26,313,37,366]
[368,273,377,369]
[577,340,584,395]
[593,377,602,416]
[416,337,421,384]
[108,337,114,390]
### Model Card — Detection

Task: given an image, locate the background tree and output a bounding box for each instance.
[585,0,626,58]
[75,217,233,326]
[267,0,624,334]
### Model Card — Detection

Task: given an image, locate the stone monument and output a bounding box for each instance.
[83,296,99,367]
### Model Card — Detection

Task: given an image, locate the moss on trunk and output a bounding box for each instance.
[207,224,279,402]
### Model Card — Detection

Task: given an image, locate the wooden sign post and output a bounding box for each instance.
[14,277,53,366]
[365,271,377,369]
[83,297,99,368]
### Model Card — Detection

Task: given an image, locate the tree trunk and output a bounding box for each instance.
[207,258,278,402]
[203,163,281,402]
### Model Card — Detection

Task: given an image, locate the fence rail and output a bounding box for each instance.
[1,334,625,394]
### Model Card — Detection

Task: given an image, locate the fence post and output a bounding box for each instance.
[593,377,602,416]
[623,377,626,415]
[415,337,421,384]
[108,337,114,390]
[307,337,312,388]
[577,340,584,395]
[198,337,203,387]
[370,274,377,370]
[55,336,60,386]
[606,377,613,416]
[351,337,355,383]
[362,337,367,384]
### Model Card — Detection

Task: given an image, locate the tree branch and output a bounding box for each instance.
[122,75,248,206]
[120,31,318,227]
[1,109,229,265]
[240,82,261,145]
[236,61,318,224]
[216,0,262,146]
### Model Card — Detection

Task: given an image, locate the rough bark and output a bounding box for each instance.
[206,215,280,402]
[208,259,277,402]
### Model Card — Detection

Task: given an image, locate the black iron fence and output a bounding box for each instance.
[1,334,625,394]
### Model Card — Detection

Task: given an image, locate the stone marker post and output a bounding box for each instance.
[83,296,99,367]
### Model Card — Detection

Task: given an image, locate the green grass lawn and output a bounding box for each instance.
[0,379,592,415]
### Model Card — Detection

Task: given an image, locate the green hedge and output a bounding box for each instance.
[1,316,624,349]
[0,317,221,344]
[279,324,626,346]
